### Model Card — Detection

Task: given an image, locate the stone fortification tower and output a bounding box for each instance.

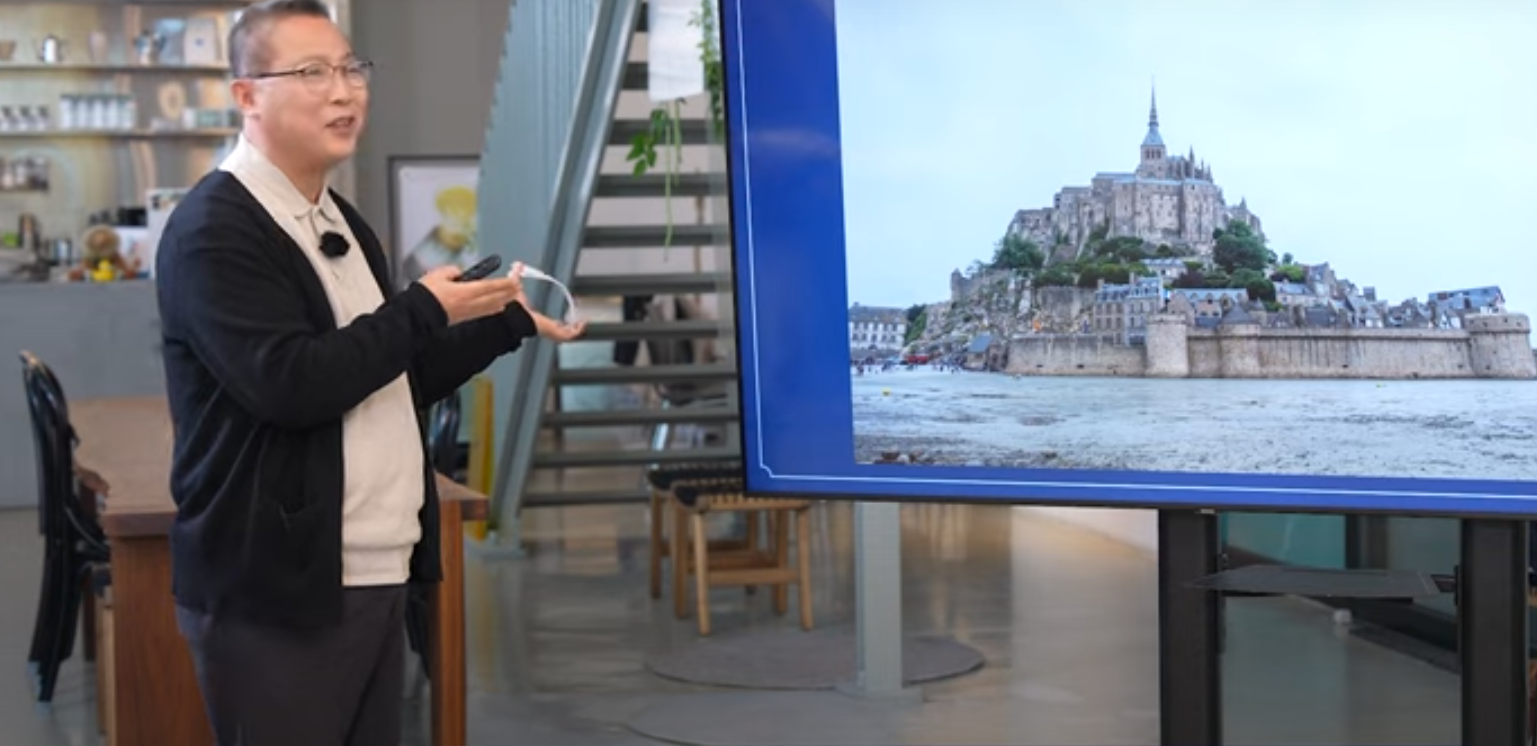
[1144,313,1190,377]
[1466,313,1537,379]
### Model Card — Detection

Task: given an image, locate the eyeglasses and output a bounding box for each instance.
[246,60,374,92]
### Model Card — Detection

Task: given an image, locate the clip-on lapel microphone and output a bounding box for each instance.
[319,232,350,258]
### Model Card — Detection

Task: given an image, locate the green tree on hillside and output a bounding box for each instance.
[1173,269,1207,289]
[1212,220,1274,274]
[1230,268,1276,303]
[1270,264,1306,283]
[904,303,927,345]
[1033,266,1076,288]
[1093,236,1149,264]
[991,234,1046,274]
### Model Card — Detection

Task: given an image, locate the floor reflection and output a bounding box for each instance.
[0,499,1462,746]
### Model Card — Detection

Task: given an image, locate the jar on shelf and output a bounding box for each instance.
[14,105,37,131]
[7,157,32,189]
[58,95,76,130]
[88,96,107,130]
[28,156,49,190]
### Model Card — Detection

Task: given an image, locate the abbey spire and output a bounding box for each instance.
[1140,84,1166,163]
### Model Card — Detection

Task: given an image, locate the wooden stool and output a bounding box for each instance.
[663,476,775,619]
[671,481,814,636]
[645,463,746,599]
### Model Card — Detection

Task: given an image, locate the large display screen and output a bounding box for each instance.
[720,0,1537,515]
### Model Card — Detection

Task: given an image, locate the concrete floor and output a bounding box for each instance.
[0,499,1461,745]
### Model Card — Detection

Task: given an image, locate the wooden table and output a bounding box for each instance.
[71,396,482,746]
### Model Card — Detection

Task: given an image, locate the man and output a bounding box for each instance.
[153,2,583,744]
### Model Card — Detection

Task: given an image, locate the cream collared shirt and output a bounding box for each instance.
[220,136,424,587]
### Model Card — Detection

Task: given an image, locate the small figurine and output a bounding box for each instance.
[90,258,116,282]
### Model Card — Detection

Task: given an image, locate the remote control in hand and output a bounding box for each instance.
[453,255,503,282]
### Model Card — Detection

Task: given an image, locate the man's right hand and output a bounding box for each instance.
[416,265,526,325]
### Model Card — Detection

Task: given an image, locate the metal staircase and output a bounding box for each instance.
[477,0,740,544]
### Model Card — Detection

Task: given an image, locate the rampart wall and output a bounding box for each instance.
[1003,313,1537,379]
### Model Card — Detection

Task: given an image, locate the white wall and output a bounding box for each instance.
[350,0,513,240]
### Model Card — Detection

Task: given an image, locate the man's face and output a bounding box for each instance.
[233,14,369,171]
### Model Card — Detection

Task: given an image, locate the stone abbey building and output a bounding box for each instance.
[1006,88,1264,256]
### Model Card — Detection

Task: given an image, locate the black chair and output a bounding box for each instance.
[405,390,464,682]
[22,350,71,677]
[20,351,110,704]
[427,390,463,480]
[403,583,432,683]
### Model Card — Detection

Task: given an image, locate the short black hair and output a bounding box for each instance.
[228,0,334,78]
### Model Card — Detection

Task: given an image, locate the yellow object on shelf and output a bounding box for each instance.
[90,259,116,282]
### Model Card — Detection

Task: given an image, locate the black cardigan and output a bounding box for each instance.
[154,170,535,629]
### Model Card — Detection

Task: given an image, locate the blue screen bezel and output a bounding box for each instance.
[716,0,1537,517]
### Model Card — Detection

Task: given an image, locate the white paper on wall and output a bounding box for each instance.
[647,0,706,103]
[142,188,190,278]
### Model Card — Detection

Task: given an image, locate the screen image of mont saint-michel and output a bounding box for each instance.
[834,0,1537,482]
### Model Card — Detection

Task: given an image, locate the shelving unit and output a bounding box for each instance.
[0,0,250,270]
[0,0,357,276]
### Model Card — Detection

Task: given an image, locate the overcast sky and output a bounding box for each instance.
[834,0,1537,315]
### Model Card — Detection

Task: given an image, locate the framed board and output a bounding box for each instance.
[387,154,482,287]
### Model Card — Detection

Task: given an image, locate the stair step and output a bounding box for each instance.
[584,224,722,249]
[550,363,737,386]
[622,61,648,91]
[570,272,731,296]
[579,319,727,341]
[522,488,651,507]
[609,118,711,147]
[532,447,741,469]
[543,406,738,428]
[595,172,717,198]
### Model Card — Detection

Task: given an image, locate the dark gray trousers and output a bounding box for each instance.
[176,585,408,746]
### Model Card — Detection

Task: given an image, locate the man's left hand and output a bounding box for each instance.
[532,311,587,342]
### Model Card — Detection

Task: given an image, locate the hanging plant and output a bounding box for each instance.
[624,101,684,246]
[624,0,726,249]
[692,0,725,140]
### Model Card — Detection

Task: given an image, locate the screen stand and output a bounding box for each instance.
[1179,517,1528,745]
[1458,518,1529,746]
[838,500,920,701]
[1158,509,1222,746]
